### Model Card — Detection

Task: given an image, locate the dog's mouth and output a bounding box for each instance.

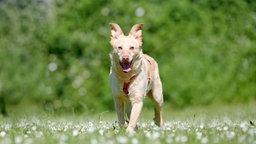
[119,61,132,73]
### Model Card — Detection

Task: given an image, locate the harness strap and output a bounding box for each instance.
[123,82,130,95]
[122,75,136,95]
[123,58,152,95]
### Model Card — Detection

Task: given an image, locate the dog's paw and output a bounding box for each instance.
[154,117,164,127]
[124,120,129,128]
[126,126,136,135]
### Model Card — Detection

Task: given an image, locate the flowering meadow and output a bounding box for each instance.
[0,103,255,144]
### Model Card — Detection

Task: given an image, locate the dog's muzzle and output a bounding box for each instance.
[119,61,132,73]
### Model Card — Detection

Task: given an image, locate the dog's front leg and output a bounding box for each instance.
[114,97,126,127]
[126,100,143,133]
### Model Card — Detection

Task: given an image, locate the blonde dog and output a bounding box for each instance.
[109,23,164,133]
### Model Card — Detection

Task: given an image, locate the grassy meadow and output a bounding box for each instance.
[0,102,255,144]
[0,0,256,143]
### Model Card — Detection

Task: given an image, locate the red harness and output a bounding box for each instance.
[123,75,136,95]
[122,76,151,95]
[122,57,152,95]
[123,82,130,95]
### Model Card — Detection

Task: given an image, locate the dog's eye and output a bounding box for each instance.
[118,46,122,50]
[130,46,134,50]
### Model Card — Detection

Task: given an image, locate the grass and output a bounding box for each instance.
[0,102,255,144]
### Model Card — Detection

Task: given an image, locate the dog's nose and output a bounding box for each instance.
[122,55,129,62]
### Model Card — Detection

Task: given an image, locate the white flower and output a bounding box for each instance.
[145,131,151,138]
[151,131,160,139]
[223,126,228,131]
[88,122,93,127]
[72,129,79,136]
[196,132,203,140]
[113,129,119,134]
[3,124,12,131]
[15,136,23,144]
[201,137,208,144]
[141,122,147,128]
[226,131,235,139]
[99,129,104,135]
[175,135,188,143]
[26,130,31,134]
[87,126,95,133]
[91,139,98,144]
[116,136,128,144]
[166,136,173,143]
[200,124,204,129]
[0,131,6,137]
[132,138,138,144]
[59,134,68,144]
[31,126,37,131]
[180,135,188,143]
[35,131,43,138]
[240,122,248,132]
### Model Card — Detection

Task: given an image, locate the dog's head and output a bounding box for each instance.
[109,23,143,73]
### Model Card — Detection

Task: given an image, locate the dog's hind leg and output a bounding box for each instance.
[148,79,164,127]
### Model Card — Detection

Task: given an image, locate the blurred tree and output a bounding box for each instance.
[0,0,255,113]
[0,97,7,116]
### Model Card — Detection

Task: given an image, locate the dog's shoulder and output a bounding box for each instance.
[143,54,159,81]
[143,54,157,66]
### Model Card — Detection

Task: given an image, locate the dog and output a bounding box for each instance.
[109,23,164,133]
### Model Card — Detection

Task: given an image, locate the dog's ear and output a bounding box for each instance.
[129,23,143,45]
[109,23,124,40]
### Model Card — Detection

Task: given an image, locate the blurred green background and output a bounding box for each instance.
[0,0,255,115]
